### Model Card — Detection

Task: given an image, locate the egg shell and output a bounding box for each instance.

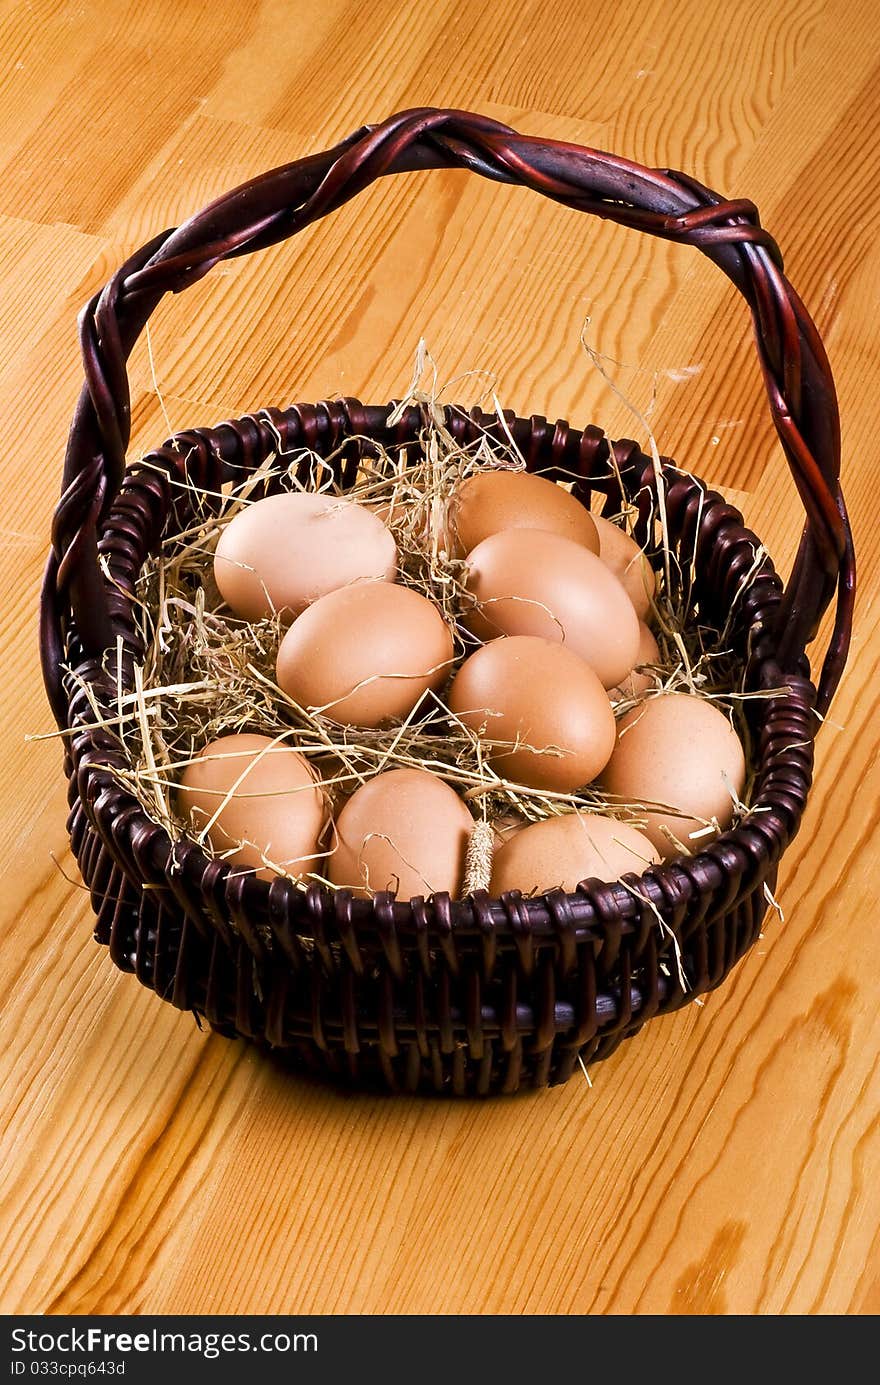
[178,733,325,881]
[600,692,747,857]
[611,622,661,700]
[214,492,397,622]
[450,469,599,557]
[490,811,660,895]
[447,635,616,793]
[328,767,474,899]
[592,513,656,621]
[276,581,454,728]
[463,528,641,689]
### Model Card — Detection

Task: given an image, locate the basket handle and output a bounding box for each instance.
[43,106,853,725]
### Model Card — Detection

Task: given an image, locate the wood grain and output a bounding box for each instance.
[1,0,878,1316]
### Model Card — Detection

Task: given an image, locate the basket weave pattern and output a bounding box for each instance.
[42,110,853,1094]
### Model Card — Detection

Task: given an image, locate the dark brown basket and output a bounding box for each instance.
[41,109,854,1095]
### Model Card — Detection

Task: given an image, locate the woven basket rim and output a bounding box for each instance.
[64,398,815,950]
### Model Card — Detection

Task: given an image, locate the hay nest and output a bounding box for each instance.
[81,360,777,901]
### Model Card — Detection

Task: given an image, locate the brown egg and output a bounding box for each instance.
[611,622,662,700]
[328,768,474,899]
[600,693,747,857]
[276,582,454,728]
[450,469,599,557]
[592,513,656,621]
[447,635,616,792]
[214,492,397,621]
[178,733,325,881]
[490,811,660,895]
[463,528,640,689]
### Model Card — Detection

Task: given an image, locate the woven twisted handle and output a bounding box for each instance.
[42,106,854,726]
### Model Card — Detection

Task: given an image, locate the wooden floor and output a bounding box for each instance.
[1,0,878,1317]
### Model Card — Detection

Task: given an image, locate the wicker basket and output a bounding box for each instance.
[41,108,854,1095]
